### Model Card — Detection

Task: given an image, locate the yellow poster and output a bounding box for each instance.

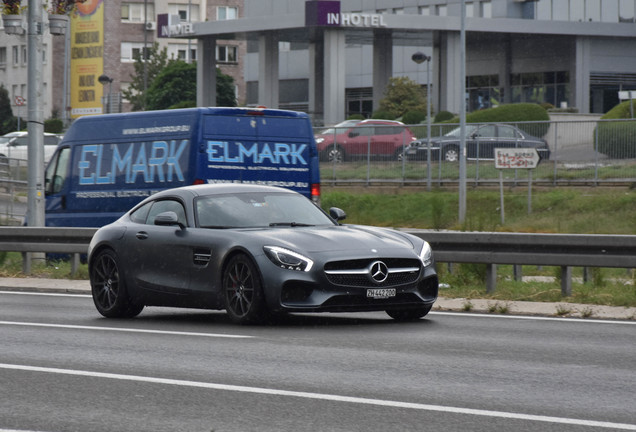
[70,0,105,118]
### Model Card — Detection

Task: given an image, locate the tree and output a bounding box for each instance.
[121,43,169,111]
[378,76,427,119]
[124,43,237,111]
[0,85,15,135]
[145,61,197,110]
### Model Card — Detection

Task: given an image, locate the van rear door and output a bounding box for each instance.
[197,110,319,200]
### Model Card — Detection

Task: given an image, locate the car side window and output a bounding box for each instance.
[478,125,496,138]
[129,202,152,224]
[498,125,517,138]
[146,199,187,226]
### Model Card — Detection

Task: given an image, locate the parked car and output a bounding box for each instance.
[0,131,62,162]
[405,124,550,162]
[315,119,417,162]
[88,183,438,324]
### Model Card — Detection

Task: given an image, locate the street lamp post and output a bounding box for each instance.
[412,51,432,191]
[98,74,114,114]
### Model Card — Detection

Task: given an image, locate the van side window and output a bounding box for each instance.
[146,200,187,226]
[45,147,70,195]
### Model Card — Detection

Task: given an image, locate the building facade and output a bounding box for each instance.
[189,0,636,126]
[0,0,246,126]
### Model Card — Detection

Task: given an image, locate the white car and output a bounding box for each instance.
[0,131,62,162]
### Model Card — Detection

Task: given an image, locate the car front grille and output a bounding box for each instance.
[324,258,421,287]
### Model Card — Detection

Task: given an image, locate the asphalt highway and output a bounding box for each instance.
[1,289,635,432]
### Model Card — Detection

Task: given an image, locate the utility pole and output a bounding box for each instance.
[26,0,45,229]
[458,0,467,224]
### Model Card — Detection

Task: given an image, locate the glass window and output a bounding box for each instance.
[130,202,152,224]
[217,6,238,20]
[12,46,18,66]
[437,5,447,16]
[216,45,237,63]
[121,2,154,23]
[497,125,517,139]
[419,6,430,15]
[619,0,635,21]
[466,2,474,18]
[476,125,496,138]
[45,147,70,195]
[586,0,601,21]
[0,47,6,68]
[571,0,585,21]
[147,200,187,226]
[481,1,492,18]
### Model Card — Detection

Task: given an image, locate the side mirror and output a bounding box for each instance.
[348,131,359,138]
[154,211,185,229]
[329,207,347,222]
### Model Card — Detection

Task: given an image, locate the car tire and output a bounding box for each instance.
[90,248,144,318]
[223,254,269,325]
[394,148,405,162]
[386,304,433,322]
[326,146,345,163]
[443,146,459,162]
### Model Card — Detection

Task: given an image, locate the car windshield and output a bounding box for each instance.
[444,125,479,137]
[196,192,336,228]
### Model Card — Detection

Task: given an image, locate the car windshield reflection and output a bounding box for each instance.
[195,192,335,229]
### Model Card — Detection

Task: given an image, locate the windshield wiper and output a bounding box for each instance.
[269,222,314,227]
[201,225,234,229]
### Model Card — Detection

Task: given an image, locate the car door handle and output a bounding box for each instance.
[136,231,149,240]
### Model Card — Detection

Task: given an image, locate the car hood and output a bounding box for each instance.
[245,224,419,255]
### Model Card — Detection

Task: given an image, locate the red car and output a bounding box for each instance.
[315,120,416,162]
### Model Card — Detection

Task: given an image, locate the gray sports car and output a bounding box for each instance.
[88,184,438,324]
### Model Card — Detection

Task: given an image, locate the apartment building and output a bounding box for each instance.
[0,0,246,125]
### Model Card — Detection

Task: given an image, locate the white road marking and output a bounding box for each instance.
[1,363,635,430]
[431,311,636,325]
[0,291,90,298]
[0,321,252,339]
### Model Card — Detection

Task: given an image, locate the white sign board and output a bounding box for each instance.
[495,148,540,169]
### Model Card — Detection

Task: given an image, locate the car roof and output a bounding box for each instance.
[357,119,406,126]
[151,183,297,200]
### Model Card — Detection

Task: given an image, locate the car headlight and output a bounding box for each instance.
[419,241,433,267]
[315,137,324,144]
[264,246,314,272]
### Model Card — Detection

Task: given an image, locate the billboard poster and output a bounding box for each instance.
[70,0,105,118]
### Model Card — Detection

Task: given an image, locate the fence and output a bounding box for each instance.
[318,117,636,187]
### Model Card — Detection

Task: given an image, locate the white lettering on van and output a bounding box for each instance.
[78,140,188,186]
[206,141,307,165]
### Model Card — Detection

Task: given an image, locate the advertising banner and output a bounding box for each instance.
[70,0,104,118]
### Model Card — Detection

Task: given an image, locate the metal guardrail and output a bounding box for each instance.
[403,229,636,295]
[0,227,97,275]
[0,227,634,295]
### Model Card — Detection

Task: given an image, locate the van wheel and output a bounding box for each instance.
[443,146,459,162]
[327,146,345,163]
[223,254,269,324]
[90,249,143,318]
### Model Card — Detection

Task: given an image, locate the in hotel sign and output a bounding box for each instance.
[305,1,387,28]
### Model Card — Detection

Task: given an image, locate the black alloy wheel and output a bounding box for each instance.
[223,254,268,324]
[90,249,143,318]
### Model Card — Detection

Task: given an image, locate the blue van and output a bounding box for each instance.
[44,107,321,227]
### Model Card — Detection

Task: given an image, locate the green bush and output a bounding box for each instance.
[439,104,550,137]
[594,100,636,158]
[371,110,396,120]
[347,113,365,120]
[434,110,454,123]
[44,118,64,133]
[402,110,427,125]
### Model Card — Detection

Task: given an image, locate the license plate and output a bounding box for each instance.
[367,288,396,299]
